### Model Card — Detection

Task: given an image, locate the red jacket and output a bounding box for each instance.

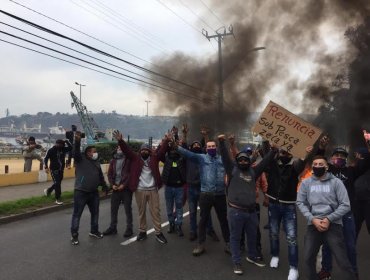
[107,156,131,190]
[118,139,168,191]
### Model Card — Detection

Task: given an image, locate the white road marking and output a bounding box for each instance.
[121,210,191,246]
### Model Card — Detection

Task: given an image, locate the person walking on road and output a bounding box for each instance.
[103,145,133,238]
[70,132,108,245]
[43,139,72,205]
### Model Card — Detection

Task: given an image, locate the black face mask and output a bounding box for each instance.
[279,156,291,165]
[141,152,150,160]
[237,163,250,171]
[191,147,202,153]
[313,167,326,177]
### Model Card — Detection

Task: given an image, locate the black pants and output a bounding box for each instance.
[109,189,133,230]
[304,224,356,280]
[47,169,63,200]
[353,200,370,237]
[198,193,230,244]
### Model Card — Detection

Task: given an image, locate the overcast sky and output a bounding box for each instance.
[1,0,360,119]
[1,0,223,117]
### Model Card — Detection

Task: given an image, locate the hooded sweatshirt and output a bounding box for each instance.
[296,172,350,225]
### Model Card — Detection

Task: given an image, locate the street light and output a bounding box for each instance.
[75,82,86,102]
[145,100,151,117]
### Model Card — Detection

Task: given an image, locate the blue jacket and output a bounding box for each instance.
[177,146,225,194]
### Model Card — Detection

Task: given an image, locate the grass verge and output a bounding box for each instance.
[0,191,74,217]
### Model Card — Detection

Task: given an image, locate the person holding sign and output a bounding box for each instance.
[263,141,312,280]
[218,134,278,275]
[297,155,356,280]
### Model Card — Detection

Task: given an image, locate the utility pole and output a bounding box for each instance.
[202,26,234,115]
[145,100,151,117]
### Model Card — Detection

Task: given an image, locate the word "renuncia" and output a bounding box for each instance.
[267,105,316,139]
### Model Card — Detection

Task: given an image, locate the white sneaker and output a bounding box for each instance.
[44,188,48,197]
[288,266,299,280]
[55,200,64,205]
[270,256,279,268]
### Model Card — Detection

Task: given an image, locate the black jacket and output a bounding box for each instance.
[265,158,305,203]
[161,153,186,187]
[44,142,72,170]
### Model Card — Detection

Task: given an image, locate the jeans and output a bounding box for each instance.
[71,190,100,236]
[165,186,184,225]
[304,224,356,280]
[198,193,229,244]
[109,189,133,230]
[47,169,64,200]
[321,212,358,274]
[228,206,258,264]
[188,185,214,234]
[268,202,298,268]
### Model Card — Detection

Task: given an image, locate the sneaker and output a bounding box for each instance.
[318,269,331,280]
[44,188,49,197]
[89,231,103,239]
[155,233,168,244]
[233,263,243,275]
[176,225,184,237]
[71,235,79,245]
[167,222,175,234]
[246,256,266,267]
[189,231,197,241]
[192,244,205,256]
[207,230,220,242]
[137,231,147,241]
[103,227,117,236]
[270,256,279,268]
[288,266,299,280]
[55,200,64,205]
[123,228,133,238]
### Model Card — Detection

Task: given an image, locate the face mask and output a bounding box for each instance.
[141,152,150,160]
[237,162,250,171]
[191,147,202,153]
[207,148,217,157]
[92,152,98,160]
[331,158,346,168]
[279,156,291,165]
[313,167,326,177]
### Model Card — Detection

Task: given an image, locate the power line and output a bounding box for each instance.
[198,0,225,27]
[0,9,207,94]
[0,21,175,88]
[70,0,169,53]
[8,0,158,67]
[87,0,169,49]
[0,30,213,102]
[155,0,202,34]
[178,0,215,31]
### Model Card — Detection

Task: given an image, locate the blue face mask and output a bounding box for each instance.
[207,148,217,157]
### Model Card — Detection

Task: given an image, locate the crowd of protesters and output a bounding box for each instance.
[25,123,370,279]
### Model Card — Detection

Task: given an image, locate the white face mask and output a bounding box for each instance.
[92,152,98,160]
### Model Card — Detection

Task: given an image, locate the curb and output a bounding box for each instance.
[0,194,111,225]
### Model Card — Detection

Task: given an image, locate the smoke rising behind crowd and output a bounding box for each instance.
[145,1,370,147]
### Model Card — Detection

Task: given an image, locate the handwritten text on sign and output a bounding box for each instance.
[252,101,322,158]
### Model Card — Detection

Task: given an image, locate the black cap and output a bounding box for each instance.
[332,147,348,157]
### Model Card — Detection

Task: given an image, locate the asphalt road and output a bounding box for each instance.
[0,189,369,280]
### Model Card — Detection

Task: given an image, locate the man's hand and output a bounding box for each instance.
[112,184,118,191]
[228,134,235,145]
[182,123,189,135]
[319,135,329,150]
[200,125,210,136]
[44,167,49,174]
[171,126,178,136]
[74,131,82,142]
[113,130,123,141]
[306,146,313,154]
[117,184,124,191]
[217,134,226,142]
[262,196,269,207]
[312,218,329,232]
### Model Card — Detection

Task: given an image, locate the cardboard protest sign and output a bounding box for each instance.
[252,101,322,158]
